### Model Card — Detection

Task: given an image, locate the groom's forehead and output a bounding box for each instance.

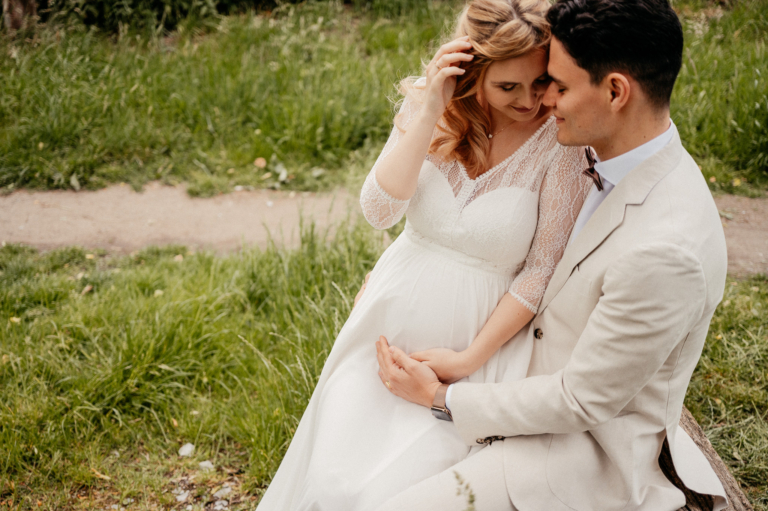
[548,38,583,84]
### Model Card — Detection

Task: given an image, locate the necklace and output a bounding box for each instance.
[488,120,514,139]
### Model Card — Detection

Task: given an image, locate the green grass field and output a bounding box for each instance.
[1,0,766,196]
[1,225,767,510]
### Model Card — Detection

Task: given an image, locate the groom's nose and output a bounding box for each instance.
[542,81,558,108]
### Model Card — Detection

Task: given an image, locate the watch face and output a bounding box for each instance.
[431,407,453,422]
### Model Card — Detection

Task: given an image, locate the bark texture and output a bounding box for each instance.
[661,406,754,511]
[2,0,37,32]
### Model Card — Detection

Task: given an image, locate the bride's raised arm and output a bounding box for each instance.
[411,144,591,382]
[359,91,427,230]
[360,37,473,230]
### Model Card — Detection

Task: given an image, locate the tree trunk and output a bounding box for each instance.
[2,0,37,32]
[661,406,754,511]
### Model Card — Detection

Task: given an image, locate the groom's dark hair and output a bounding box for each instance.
[547,0,683,109]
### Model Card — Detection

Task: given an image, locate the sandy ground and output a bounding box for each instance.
[1,182,766,276]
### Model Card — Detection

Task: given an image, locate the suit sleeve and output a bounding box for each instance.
[450,242,708,444]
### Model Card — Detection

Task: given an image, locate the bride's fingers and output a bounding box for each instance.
[430,37,472,66]
[435,52,474,70]
[428,66,466,86]
[410,351,427,361]
[378,370,393,392]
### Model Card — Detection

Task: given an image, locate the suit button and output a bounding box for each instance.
[534,328,543,339]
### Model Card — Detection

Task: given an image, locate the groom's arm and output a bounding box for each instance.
[449,242,708,445]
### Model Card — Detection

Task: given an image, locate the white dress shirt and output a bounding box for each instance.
[446,120,675,412]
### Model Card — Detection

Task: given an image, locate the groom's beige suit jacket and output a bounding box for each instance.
[451,128,729,511]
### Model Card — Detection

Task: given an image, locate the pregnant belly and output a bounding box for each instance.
[359,232,512,354]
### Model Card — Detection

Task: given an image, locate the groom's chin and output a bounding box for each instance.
[554,125,578,147]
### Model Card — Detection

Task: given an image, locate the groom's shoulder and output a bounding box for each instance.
[628,142,727,284]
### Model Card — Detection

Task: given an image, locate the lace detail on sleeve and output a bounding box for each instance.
[360,86,424,230]
[509,144,592,313]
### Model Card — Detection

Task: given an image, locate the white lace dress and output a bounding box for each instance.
[257,91,591,511]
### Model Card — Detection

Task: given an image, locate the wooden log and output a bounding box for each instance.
[659,406,754,511]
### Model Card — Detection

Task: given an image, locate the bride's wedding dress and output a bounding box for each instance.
[257,89,591,511]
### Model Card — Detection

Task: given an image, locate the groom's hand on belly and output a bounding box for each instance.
[376,335,441,408]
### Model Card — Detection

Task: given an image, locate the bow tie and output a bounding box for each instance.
[583,148,604,192]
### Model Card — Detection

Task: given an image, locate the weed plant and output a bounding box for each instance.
[0,227,766,508]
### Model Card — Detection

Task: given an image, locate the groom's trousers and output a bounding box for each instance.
[374,441,517,511]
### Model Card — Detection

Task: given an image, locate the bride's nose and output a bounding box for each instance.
[517,87,538,109]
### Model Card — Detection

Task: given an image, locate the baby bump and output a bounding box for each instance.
[361,233,512,354]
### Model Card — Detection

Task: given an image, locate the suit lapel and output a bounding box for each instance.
[537,128,685,315]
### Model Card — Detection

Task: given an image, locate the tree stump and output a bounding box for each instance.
[660,406,754,511]
[2,0,37,32]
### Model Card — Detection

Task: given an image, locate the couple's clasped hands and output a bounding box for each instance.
[358,275,479,407]
[375,336,476,408]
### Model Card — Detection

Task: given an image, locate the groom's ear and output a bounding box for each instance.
[604,72,632,113]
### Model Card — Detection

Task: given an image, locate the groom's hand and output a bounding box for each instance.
[376,336,441,408]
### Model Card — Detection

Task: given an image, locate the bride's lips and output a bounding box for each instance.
[555,116,565,124]
[512,105,534,114]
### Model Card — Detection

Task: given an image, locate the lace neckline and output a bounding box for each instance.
[464,115,556,183]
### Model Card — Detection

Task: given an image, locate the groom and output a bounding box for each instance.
[372,0,729,509]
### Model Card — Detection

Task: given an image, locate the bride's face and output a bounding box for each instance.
[481,49,551,123]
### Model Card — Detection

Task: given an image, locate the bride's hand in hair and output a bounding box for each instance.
[410,347,475,384]
[422,36,474,122]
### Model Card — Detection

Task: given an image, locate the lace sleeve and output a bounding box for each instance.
[360,86,424,230]
[508,144,592,313]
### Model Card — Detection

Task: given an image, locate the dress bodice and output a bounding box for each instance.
[360,88,591,313]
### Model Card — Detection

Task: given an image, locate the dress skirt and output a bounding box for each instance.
[257,225,534,511]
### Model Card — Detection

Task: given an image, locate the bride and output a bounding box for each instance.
[258,0,591,509]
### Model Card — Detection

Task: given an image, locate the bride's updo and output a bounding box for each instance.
[402,0,551,178]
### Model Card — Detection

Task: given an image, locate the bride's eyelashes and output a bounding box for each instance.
[497,75,551,93]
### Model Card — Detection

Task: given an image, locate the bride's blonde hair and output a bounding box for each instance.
[400,0,551,179]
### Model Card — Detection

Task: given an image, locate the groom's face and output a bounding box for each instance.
[543,38,611,148]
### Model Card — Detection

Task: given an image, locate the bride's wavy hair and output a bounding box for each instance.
[399,0,551,179]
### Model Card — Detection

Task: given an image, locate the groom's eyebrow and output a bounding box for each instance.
[549,74,566,87]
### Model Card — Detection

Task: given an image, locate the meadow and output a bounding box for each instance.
[0,0,767,196]
[1,224,767,510]
[2,0,768,509]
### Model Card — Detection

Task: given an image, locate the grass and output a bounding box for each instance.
[0,225,766,509]
[0,1,452,196]
[0,221,384,509]
[673,0,768,196]
[1,0,767,197]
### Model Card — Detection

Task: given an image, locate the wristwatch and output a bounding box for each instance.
[431,383,453,421]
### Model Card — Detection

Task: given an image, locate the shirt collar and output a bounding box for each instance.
[593,120,676,187]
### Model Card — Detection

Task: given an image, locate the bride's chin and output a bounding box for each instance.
[505,106,540,123]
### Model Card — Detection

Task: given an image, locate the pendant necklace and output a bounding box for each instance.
[488,120,513,139]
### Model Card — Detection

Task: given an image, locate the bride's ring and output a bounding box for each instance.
[385,381,392,389]
[436,64,442,70]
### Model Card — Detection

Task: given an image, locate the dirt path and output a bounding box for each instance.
[0,182,356,253]
[1,183,766,276]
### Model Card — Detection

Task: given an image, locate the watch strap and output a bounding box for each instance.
[431,384,452,421]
